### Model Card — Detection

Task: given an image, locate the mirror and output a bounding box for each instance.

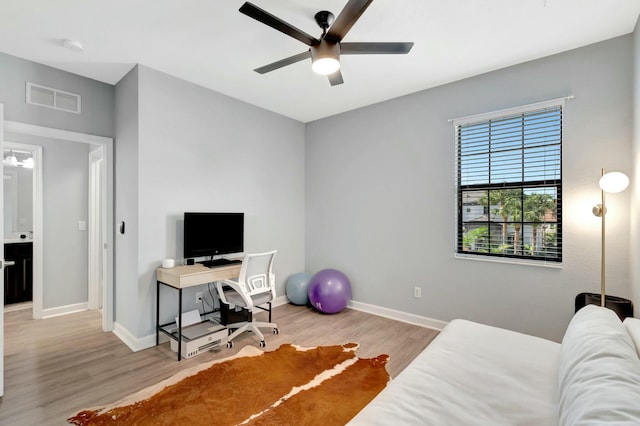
[3,148,33,236]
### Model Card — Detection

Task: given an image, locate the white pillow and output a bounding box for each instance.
[624,317,640,358]
[558,305,640,425]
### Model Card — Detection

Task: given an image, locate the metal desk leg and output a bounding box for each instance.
[156,280,160,346]
[177,288,183,361]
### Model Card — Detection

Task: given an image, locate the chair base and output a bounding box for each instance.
[226,320,278,347]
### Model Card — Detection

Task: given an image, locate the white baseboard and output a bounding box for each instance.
[271,295,289,308]
[347,300,448,331]
[41,302,88,319]
[113,297,290,352]
[111,295,442,353]
[113,322,157,352]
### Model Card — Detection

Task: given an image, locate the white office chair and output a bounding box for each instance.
[216,250,279,348]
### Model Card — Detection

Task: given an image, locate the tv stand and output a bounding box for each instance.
[200,258,242,268]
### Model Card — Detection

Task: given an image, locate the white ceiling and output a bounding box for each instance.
[0,1,639,123]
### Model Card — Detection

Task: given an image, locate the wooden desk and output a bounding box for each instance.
[156,262,242,360]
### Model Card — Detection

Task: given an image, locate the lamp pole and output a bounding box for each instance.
[593,168,629,308]
[600,168,606,307]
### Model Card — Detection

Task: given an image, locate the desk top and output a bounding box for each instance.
[156,263,242,289]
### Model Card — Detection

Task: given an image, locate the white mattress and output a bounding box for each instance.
[349,319,561,425]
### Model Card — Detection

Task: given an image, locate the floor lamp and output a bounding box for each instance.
[591,168,629,307]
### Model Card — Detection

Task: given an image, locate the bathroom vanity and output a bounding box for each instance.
[4,236,33,305]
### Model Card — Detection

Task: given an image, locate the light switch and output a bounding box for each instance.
[79,220,87,231]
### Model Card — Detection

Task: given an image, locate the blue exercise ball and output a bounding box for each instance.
[308,269,352,314]
[286,272,313,305]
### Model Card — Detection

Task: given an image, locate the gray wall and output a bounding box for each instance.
[114,66,140,335]
[127,66,306,338]
[306,35,634,342]
[41,139,90,308]
[0,52,114,138]
[631,17,640,311]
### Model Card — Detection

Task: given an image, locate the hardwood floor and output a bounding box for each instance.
[1,303,439,425]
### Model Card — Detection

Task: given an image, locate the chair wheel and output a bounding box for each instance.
[259,340,266,348]
[273,328,279,334]
[227,341,234,349]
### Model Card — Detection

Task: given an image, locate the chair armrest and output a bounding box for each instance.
[215,281,231,305]
[269,272,277,299]
[216,279,255,308]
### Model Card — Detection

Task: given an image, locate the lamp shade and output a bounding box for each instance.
[311,40,340,75]
[599,171,629,193]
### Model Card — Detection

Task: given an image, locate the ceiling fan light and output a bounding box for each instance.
[311,41,340,75]
[312,57,340,75]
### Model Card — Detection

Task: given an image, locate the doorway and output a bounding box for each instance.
[3,142,38,312]
[3,121,114,331]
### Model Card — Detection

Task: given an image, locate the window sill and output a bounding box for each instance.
[454,253,563,269]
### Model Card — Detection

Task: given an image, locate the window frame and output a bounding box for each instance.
[453,98,566,264]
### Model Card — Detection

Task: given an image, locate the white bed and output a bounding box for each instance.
[349,305,640,425]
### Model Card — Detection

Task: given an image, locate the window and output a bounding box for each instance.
[455,100,563,263]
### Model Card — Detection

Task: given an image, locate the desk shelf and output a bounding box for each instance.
[163,320,229,359]
[156,262,242,360]
[157,317,222,341]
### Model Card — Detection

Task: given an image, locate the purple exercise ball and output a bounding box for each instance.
[308,268,352,314]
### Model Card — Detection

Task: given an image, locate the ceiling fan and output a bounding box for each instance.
[239,0,414,86]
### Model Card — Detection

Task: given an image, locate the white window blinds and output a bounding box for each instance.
[455,102,563,262]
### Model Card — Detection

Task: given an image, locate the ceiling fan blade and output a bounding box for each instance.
[341,42,414,55]
[328,69,344,86]
[240,2,319,46]
[325,0,373,43]
[254,50,311,74]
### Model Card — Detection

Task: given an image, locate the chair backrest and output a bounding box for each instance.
[237,250,277,299]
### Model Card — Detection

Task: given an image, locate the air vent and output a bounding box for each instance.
[26,82,81,114]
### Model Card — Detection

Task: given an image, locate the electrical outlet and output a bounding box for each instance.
[413,286,422,298]
[195,291,203,303]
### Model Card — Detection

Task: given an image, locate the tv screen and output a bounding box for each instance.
[183,212,244,259]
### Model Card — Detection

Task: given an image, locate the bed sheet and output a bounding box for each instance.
[349,319,561,425]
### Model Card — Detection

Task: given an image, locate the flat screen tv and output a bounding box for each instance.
[183,212,244,259]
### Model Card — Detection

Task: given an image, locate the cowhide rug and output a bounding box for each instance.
[68,343,389,425]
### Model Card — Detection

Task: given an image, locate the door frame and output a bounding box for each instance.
[88,146,105,310]
[4,120,114,331]
[1,104,5,396]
